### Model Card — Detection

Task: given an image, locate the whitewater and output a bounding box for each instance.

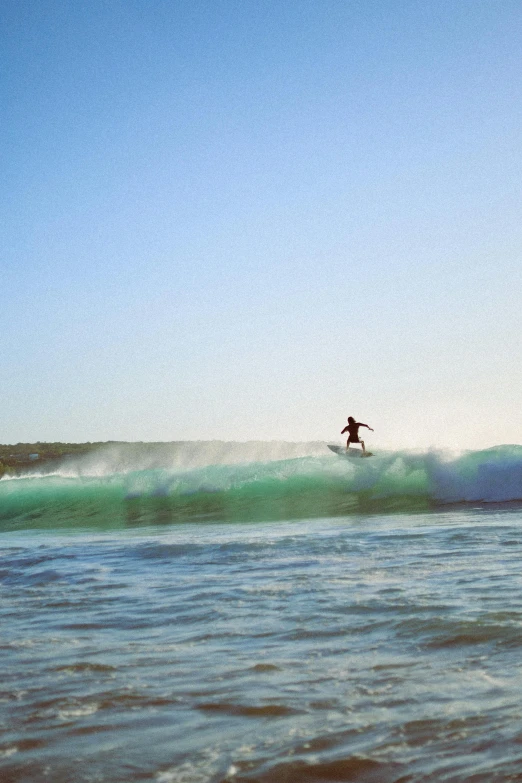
[2,441,522,782]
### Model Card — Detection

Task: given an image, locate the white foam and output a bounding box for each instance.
[0,746,18,758]
[58,702,99,720]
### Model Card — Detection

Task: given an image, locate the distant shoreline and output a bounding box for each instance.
[0,441,115,477]
[0,440,328,477]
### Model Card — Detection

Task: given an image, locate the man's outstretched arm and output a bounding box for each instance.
[359,423,374,431]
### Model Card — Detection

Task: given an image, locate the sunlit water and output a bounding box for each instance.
[3,506,522,782]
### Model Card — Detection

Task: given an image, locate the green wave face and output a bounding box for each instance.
[1,446,521,531]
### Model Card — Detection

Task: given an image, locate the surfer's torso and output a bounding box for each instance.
[347,422,361,442]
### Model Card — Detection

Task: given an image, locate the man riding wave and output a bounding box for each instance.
[341,416,374,453]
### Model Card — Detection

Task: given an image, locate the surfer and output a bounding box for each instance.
[341,416,374,453]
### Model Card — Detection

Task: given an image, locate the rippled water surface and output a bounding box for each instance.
[3,507,522,782]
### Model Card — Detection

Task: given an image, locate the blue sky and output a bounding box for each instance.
[3,0,521,448]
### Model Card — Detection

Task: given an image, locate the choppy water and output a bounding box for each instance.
[2,443,522,781]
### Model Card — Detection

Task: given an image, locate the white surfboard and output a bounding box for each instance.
[327,444,374,458]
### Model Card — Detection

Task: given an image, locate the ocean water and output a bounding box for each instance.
[2,442,522,782]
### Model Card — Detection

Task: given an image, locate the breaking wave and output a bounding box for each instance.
[1,443,521,531]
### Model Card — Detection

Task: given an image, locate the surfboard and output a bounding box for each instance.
[327,444,374,458]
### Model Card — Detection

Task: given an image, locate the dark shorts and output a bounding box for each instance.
[348,436,360,444]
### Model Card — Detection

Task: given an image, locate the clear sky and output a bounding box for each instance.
[3,0,521,449]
